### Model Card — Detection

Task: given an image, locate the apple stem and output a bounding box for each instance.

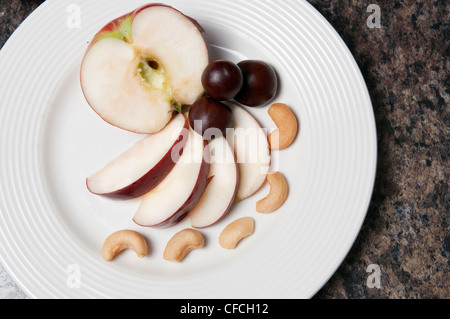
[123,35,131,43]
[171,102,184,114]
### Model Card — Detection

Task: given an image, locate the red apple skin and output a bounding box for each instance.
[86,13,130,50]
[86,116,189,200]
[80,4,209,134]
[133,141,212,228]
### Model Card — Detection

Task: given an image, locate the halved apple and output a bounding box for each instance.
[86,113,188,200]
[133,128,210,228]
[80,4,209,133]
[228,104,271,201]
[190,136,239,228]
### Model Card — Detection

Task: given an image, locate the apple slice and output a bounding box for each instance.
[87,113,188,200]
[190,136,239,228]
[80,4,209,133]
[133,129,210,228]
[228,104,271,201]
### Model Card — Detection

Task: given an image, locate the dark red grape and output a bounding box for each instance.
[201,60,243,101]
[234,60,278,107]
[189,96,232,139]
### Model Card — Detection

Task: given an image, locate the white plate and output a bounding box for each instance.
[0,0,376,298]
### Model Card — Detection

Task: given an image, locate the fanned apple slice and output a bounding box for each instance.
[229,104,271,201]
[133,129,210,228]
[80,4,209,133]
[190,136,239,228]
[87,113,188,200]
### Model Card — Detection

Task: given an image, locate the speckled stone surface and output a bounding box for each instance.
[0,0,448,299]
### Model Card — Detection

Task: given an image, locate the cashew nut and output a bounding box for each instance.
[267,103,298,150]
[102,230,148,261]
[219,217,254,249]
[256,172,288,213]
[163,229,204,262]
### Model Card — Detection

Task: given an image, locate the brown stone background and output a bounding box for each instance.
[0,0,448,298]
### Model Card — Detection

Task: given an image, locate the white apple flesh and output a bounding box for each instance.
[86,113,189,200]
[190,136,239,228]
[228,104,271,201]
[80,4,209,133]
[133,128,210,228]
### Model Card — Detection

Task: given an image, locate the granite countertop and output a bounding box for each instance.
[0,0,448,299]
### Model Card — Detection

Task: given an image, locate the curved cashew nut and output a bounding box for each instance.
[267,103,298,150]
[163,229,204,262]
[102,230,148,261]
[219,217,254,249]
[256,172,288,213]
